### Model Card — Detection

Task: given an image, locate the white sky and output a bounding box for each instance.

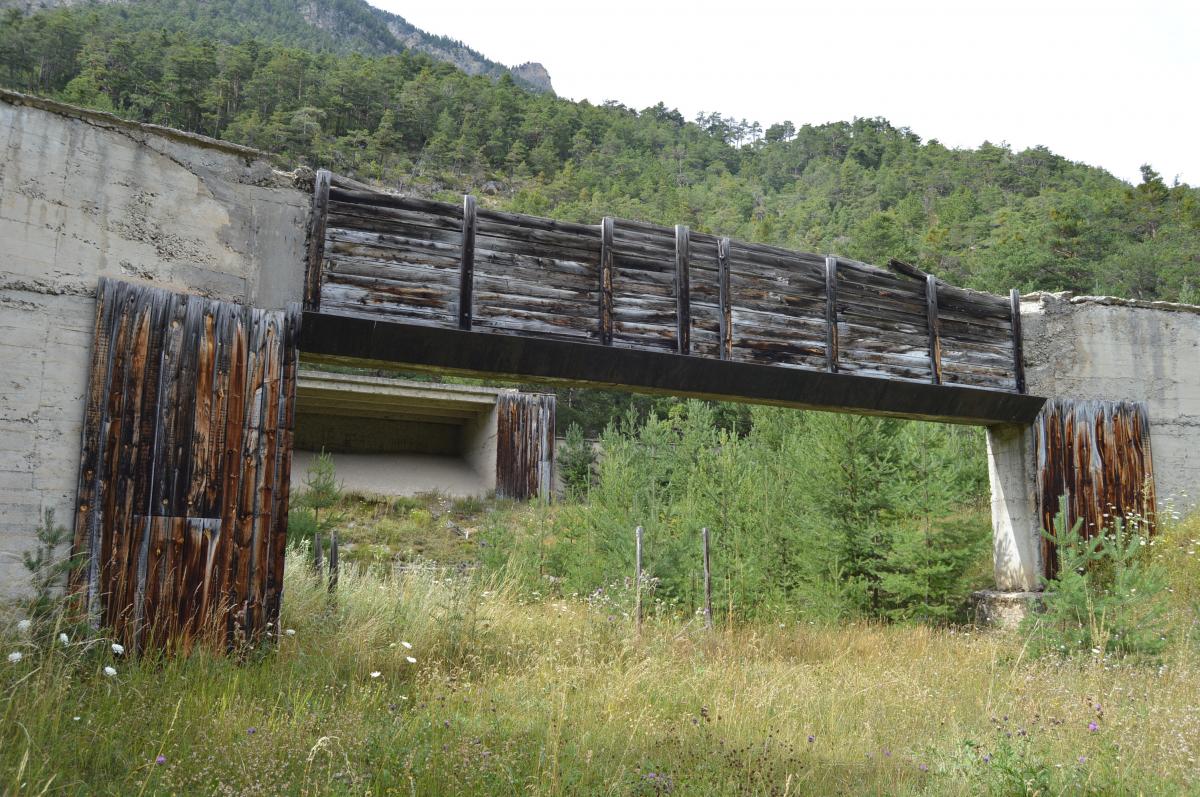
[372,0,1198,186]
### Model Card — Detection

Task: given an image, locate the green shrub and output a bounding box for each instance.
[1024,499,1169,659]
[558,423,595,498]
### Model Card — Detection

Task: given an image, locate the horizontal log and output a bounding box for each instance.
[329,186,462,219]
[476,207,599,238]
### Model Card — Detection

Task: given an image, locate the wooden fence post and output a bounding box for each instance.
[635,525,643,634]
[717,237,732,360]
[328,530,339,593]
[675,225,691,355]
[304,169,330,311]
[458,194,476,330]
[600,216,614,345]
[1010,289,1026,393]
[313,531,323,578]
[824,255,839,373]
[702,527,713,630]
[926,273,942,385]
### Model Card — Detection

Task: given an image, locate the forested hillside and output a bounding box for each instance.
[3,3,1199,304]
[0,0,554,90]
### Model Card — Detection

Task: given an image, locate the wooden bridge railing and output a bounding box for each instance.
[305,170,1026,394]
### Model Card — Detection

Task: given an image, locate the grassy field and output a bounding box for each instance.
[2,508,1199,796]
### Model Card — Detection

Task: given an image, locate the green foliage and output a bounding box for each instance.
[1024,500,1170,659]
[21,508,79,627]
[492,402,991,622]
[557,423,595,499]
[288,451,343,549]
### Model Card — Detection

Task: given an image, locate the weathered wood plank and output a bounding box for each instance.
[825,256,839,373]
[1010,289,1026,394]
[676,224,690,355]
[927,274,942,385]
[459,195,476,330]
[600,217,614,345]
[718,237,732,360]
[305,170,331,311]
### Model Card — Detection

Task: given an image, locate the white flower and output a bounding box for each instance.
[405,656,417,664]
[16,619,31,633]
[401,641,413,650]
[7,651,22,664]
[72,716,80,722]
[103,666,117,677]
[59,633,69,646]
[111,643,125,656]
[285,629,296,636]
[370,671,382,679]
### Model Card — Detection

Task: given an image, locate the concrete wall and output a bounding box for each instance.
[988,292,1200,591]
[461,405,500,488]
[295,413,461,456]
[0,91,309,598]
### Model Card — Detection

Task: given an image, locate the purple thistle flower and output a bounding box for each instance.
[155,755,167,765]
[982,754,991,763]
[807,735,815,743]
[1079,755,1087,763]
[247,727,257,735]
[1088,721,1099,732]
[919,763,928,772]
[883,749,891,757]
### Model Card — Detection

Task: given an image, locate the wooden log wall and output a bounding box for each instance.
[1035,398,1157,579]
[72,278,300,653]
[495,392,556,500]
[309,172,1023,393]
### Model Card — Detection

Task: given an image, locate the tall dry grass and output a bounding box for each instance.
[1,520,1199,795]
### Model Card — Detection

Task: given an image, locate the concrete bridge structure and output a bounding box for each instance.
[2,90,1195,639]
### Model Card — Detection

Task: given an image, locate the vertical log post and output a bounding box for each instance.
[1010,289,1026,393]
[599,217,614,345]
[313,531,323,578]
[701,527,713,630]
[635,525,644,634]
[717,237,732,360]
[304,169,331,311]
[824,255,839,373]
[926,274,942,385]
[458,195,476,330]
[328,530,339,593]
[675,225,691,355]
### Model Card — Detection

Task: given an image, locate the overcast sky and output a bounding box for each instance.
[374,0,1197,186]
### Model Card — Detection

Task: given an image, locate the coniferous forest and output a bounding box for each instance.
[3,2,1199,306]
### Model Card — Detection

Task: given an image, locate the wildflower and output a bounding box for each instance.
[370,671,382,679]
[1088,721,1099,732]
[401,641,412,649]
[919,763,929,772]
[72,716,80,721]
[807,735,815,744]
[982,754,991,763]
[1078,755,1087,763]
[406,656,417,664]
[16,619,31,633]
[155,755,167,765]
[285,629,296,636]
[111,643,125,656]
[7,651,22,664]
[103,666,117,677]
[247,727,257,735]
[59,633,69,646]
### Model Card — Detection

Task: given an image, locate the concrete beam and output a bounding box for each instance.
[299,313,1047,426]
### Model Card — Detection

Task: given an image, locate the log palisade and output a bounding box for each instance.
[311,175,1025,394]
